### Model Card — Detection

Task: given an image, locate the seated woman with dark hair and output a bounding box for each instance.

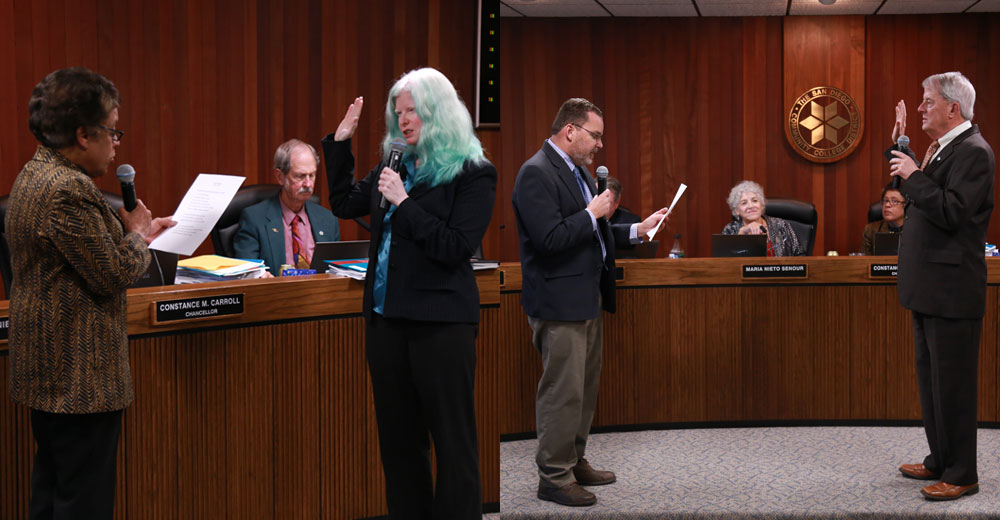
[862,182,906,255]
[721,180,804,257]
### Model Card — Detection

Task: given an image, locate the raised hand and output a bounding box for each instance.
[334,96,364,142]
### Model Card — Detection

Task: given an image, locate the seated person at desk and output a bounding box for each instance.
[234,139,340,275]
[721,180,804,256]
[608,176,640,251]
[862,182,906,255]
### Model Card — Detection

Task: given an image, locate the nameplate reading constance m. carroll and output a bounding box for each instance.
[742,264,808,279]
[869,263,898,278]
[153,294,245,324]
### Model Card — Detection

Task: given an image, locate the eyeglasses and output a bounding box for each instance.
[571,123,603,142]
[882,198,905,207]
[98,125,124,143]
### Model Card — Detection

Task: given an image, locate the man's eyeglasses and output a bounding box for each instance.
[882,198,905,207]
[98,125,124,143]
[572,123,603,142]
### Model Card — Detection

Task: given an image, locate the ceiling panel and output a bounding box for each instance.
[789,0,884,15]
[499,0,999,17]
[698,0,786,17]
[878,0,978,14]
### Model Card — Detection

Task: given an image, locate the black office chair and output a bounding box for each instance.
[211,184,284,258]
[765,198,817,255]
[868,202,883,223]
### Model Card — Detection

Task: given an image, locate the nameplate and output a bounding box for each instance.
[742,264,808,279]
[0,316,8,343]
[153,293,245,325]
[869,263,898,278]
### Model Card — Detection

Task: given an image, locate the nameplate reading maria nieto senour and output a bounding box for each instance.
[153,293,245,324]
[742,264,807,279]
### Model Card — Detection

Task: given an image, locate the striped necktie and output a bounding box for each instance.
[290,216,310,269]
[574,167,606,261]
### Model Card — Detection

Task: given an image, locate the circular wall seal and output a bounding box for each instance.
[786,86,863,163]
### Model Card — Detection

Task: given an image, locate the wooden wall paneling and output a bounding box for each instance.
[175,329,228,519]
[883,287,920,421]
[498,292,538,436]
[272,322,321,518]
[809,286,853,419]
[664,287,711,423]
[478,306,501,504]
[595,289,642,427]
[0,357,32,520]
[979,287,999,422]
[701,286,745,422]
[319,317,369,519]
[848,286,887,419]
[125,336,180,519]
[225,327,274,519]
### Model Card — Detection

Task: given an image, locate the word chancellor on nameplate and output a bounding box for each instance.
[153,293,245,324]
[869,263,898,278]
[742,264,808,279]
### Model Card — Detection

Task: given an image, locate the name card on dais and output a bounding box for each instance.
[869,263,898,278]
[153,293,245,324]
[742,264,808,279]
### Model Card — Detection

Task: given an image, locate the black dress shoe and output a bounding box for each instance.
[573,458,616,485]
[537,482,597,507]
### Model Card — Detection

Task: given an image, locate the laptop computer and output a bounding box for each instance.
[711,234,767,257]
[873,232,901,255]
[310,240,370,271]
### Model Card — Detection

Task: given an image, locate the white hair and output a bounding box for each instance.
[727,180,766,217]
[923,71,976,121]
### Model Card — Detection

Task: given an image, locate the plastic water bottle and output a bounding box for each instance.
[669,233,684,258]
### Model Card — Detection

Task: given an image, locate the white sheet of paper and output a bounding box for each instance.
[149,174,246,256]
[646,183,687,241]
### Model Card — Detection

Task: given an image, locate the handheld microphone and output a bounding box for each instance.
[380,139,408,210]
[116,164,137,211]
[892,135,910,189]
[595,165,608,195]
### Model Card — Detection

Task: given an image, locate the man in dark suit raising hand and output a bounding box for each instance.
[888,71,995,501]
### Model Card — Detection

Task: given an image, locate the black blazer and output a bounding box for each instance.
[512,141,629,322]
[322,136,497,324]
[892,124,995,319]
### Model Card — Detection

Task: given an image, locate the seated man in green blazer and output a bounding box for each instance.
[234,139,340,275]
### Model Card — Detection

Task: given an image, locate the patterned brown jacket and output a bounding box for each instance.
[7,146,149,413]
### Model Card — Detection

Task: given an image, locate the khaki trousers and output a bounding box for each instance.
[529,315,603,487]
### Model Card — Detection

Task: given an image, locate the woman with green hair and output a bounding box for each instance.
[322,67,496,518]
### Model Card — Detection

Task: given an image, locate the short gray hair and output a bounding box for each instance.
[923,71,976,121]
[727,180,767,217]
[274,138,320,174]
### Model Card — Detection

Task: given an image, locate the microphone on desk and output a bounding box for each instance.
[596,165,608,195]
[892,135,910,190]
[380,139,408,210]
[116,164,138,211]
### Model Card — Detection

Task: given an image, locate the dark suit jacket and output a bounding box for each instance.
[322,136,496,324]
[7,146,150,413]
[232,195,340,276]
[893,124,995,319]
[512,141,629,322]
[610,206,641,250]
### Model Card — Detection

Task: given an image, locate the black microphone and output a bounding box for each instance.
[380,139,407,210]
[116,164,137,211]
[892,135,910,189]
[595,165,608,195]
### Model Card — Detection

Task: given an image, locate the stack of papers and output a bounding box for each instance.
[326,259,368,280]
[175,255,268,284]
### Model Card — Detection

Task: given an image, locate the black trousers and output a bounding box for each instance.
[912,311,981,485]
[366,314,481,519]
[28,408,123,520]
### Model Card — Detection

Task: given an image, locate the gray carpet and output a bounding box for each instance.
[500,427,1000,518]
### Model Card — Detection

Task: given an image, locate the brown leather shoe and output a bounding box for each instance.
[899,463,940,480]
[921,481,979,501]
[537,481,596,507]
[573,458,617,486]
